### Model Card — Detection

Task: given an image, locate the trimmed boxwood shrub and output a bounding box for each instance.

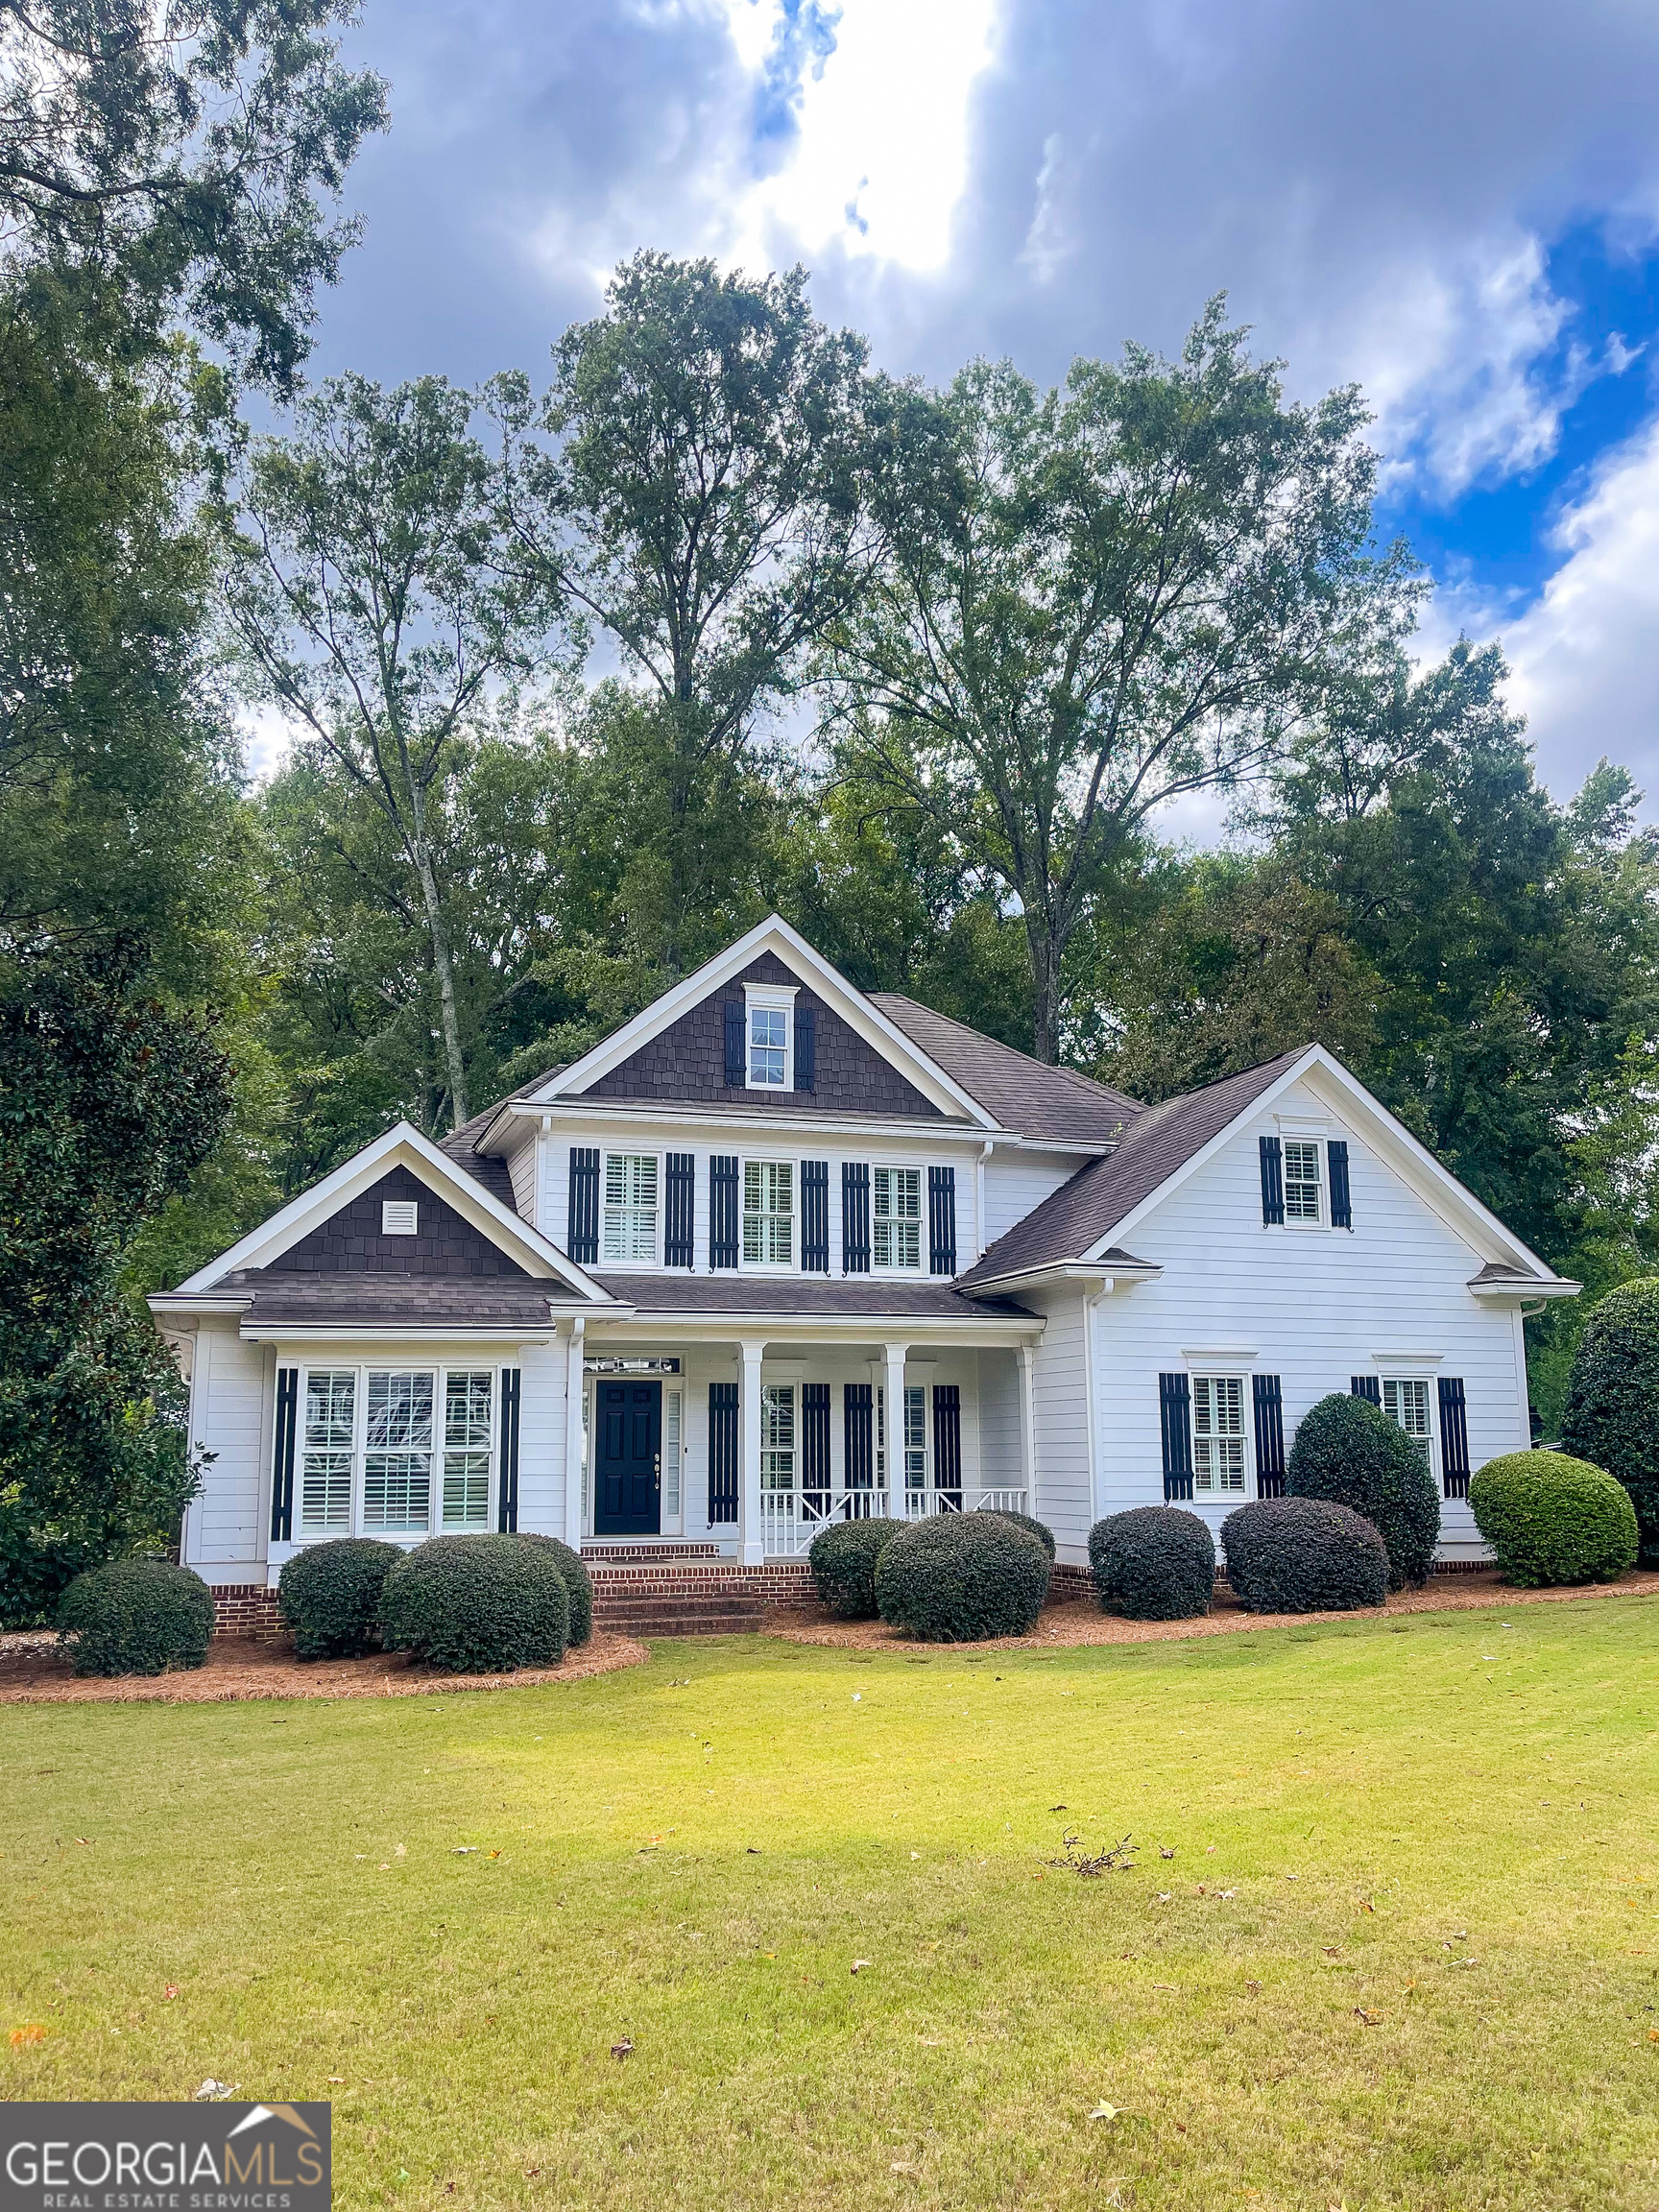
[1090,1506,1214,1620]
[808,1517,905,1619]
[874,1513,1050,1642]
[514,1534,594,1646]
[1286,1392,1441,1590]
[55,1558,215,1677]
[380,1534,568,1672]
[1470,1450,1638,1588]
[1561,1277,1659,1564]
[982,1508,1055,1560]
[278,1538,401,1658]
[1220,1497,1387,1614]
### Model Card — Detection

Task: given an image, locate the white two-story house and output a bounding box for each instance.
[151,915,1576,1606]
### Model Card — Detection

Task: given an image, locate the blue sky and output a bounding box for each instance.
[283,0,1659,813]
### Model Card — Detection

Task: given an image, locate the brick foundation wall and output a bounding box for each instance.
[210,1583,284,1641]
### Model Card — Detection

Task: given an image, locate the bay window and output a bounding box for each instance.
[295,1364,495,1540]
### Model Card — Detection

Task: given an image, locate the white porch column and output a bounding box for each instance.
[563,1316,586,1549]
[1018,1342,1037,1512]
[740,1337,766,1565]
[883,1341,908,1513]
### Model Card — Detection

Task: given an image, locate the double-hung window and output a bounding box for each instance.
[746,988,793,1088]
[873,1166,923,1269]
[1382,1377,1432,1460]
[602,1153,658,1264]
[296,1364,495,1540]
[902,1384,927,1500]
[760,1383,796,1492]
[743,1160,794,1265]
[1191,1375,1248,1495]
[1283,1141,1323,1223]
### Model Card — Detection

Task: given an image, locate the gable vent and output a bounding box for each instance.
[382,1199,419,1237]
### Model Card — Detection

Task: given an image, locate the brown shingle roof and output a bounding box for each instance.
[237,1270,569,1328]
[957,1048,1310,1286]
[870,994,1142,1143]
[438,1108,519,1210]
[592,1274,1034,1321]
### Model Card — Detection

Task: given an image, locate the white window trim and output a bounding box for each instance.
[743,982,798,1092]
[870,1160,926,1274]
[740,1156,797,1272]
[1188,1370,1253,1500]
[294,1360,497,1543]
[1281,1137,1325,1230]
[381,1198,419,1236]
[1381,1373,1436,1464]
[600,1149,661,1268]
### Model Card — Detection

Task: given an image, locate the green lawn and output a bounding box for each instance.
[5,1600,1659,2211]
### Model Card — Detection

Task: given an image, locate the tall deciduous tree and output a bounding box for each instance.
[228,373,564,1129]
[493,251,875,974]
[822,302,1409,1062]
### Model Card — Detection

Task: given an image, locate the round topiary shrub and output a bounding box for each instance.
[1089,1506,1215,1621]
[514,1533,594,1646]
[1469,1450,1638,1588]
[874,1513,1050,1642]
[380,1534,568,1672]
[278,1538,402,1658]
[54,1557,215,1677]
[808,1516,906,1619]
[981,1508,1056,1560]
[1286,1392,1442,1590]
[1560,1277,1659,1564]
[1220,1497,1388,1614]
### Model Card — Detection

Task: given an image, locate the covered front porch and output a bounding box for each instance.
[575,1310,1044,1563]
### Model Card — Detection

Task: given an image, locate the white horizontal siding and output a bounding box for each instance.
[1093,1074,1530,1560]
[1027,1289,1094,1558]
[184,1323,271,1578]
[983,1151,1083,1246]
[506,1130,539,1223]
[513,1338,569,1537]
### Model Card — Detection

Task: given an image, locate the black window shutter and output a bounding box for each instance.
[724,1000,746,1087]
[270,1365,299,1541]
[709,1154,739,1269]
[567,1146,599,1265]
[933,1383,962,1505]
[709,1382,738,1522]
[842,1161,871,1273]
[1438,1377,1471,1499]
[1159,1372,1193,1501]
[803,1382,831,1503]
[1252,1373,1286,1498]
[664,1152,696,1269]
[496,1367,521,1531]
[1351,1374,1382,1406]
[1259,1135,1284,1225]
[844,1382,874,1488]
[801,1160,830,1271]
[794,1004,816,1093]
[1328,1140,1353,1230]
[928,1166,957,1275]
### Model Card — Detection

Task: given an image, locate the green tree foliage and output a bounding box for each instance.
[1559,1278,1659,1565]
[1285,1391,1440,1590]
[1469,1449,1639,1587]
[821,303,1408,1061]
[0,943,231,1623]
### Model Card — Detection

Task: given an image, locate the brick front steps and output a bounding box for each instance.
[587,1558,824,1636]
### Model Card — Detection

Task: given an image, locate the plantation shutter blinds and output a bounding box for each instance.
[803,1383,831,1508]
[933,1384,963,1507]
[566,1146,599,1265]
[1259,1136,1285,1225]
[709,1383,739,1523]
[844,1382,875,1489]
[794,1004,816,1093]
[1159,1372,1194,1501]
[801,1160,830,1272]
[1252,1374,1286,1498]
[1328,1140,1353,1229]
[270,1365,300,1540]
[709,1155,739,1269]
[1351,1375,1382,1406]
[723,1001,745,1087]
[1437,1377,1471,1499]
[842,1162,871,1273]
[496,1367,521,1531]
[927,1166,958,1276]
[664,1152,696,1269]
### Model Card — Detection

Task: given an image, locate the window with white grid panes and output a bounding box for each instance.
[1283,1140,1323,1223]
[743,1159,794,1265]
[760,1383,796,1489]
[1382,1377,1432,1459]
[294,1364,494,1541]
[441,1370,493,1529]
[903,1384,927,1498]
[364,1368,434,1530]
[748,1002,788,1087]
[299,1368,355,1533]
[663,1388,682,1518]
[602,1152,658,1264]
[873,1166,923,1268]
[1191,1375,1248,1494]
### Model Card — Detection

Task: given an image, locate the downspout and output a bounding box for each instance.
[975,1140,994,1261]
[1081,1280,1109,1528]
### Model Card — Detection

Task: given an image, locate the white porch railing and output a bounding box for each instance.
[760,1484,1028,1556]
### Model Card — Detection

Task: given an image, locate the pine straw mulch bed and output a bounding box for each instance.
[0,1627,649,1705]
[762,1565,1659,1653]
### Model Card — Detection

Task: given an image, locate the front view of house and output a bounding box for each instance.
[152,916,1577,1606]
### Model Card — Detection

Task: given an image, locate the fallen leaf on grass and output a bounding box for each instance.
[74,1837,91,1847]
[1159,1846,1175,1860]
[1245,1981,1262,1995]
[9,2024,46,2048]
[890,2161,917,2174]
[612,2038,634,2060]
[1354,2008,1383,2026]
[1088,2102,1130,2122]
[851,1960,873,1975]
[194,2080,237,2101]
[378,1863,391,1871]
[163,1984,179,2000]
[451,1847,477,1856]
[326,2075,345,2084]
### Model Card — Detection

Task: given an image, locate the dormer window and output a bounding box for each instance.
[744,983,797,1090]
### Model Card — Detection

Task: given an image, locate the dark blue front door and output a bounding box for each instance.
[594,1380,661,1536]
